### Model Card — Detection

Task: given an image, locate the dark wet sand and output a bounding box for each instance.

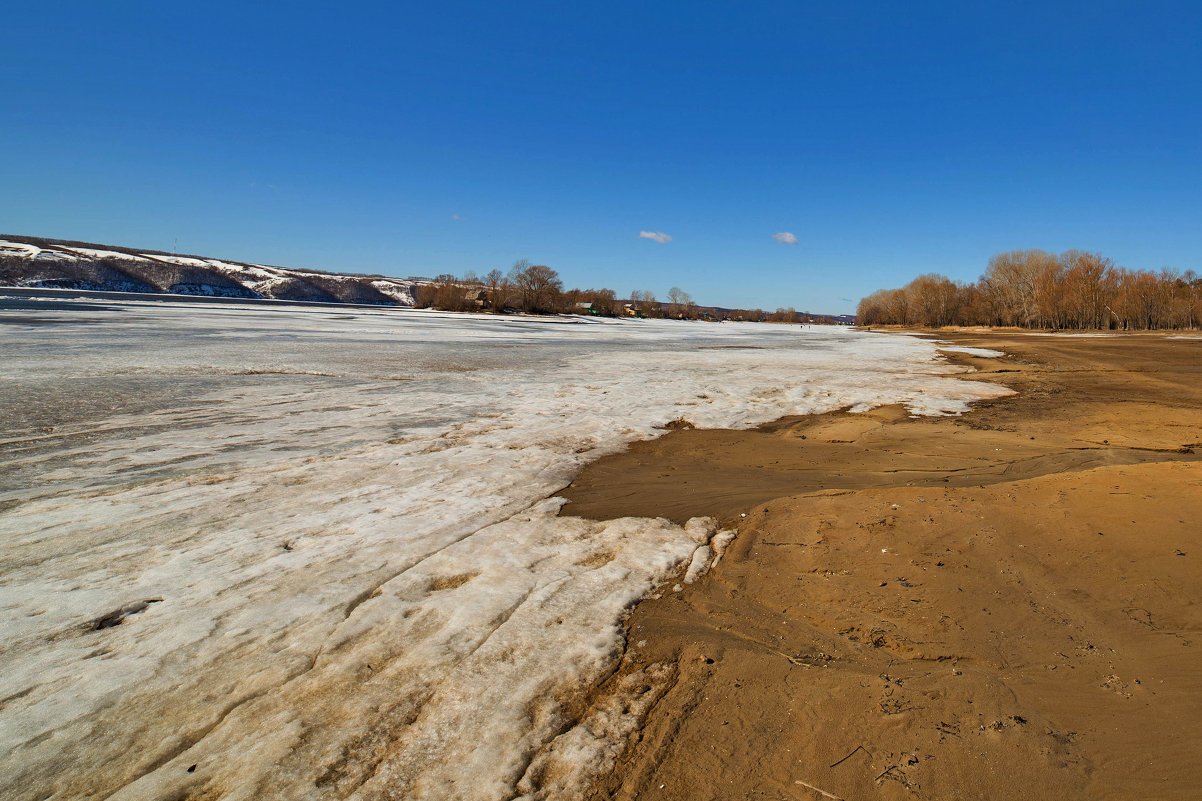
[559,332,1202,801]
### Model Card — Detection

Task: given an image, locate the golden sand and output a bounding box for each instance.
[560,332,1202,801]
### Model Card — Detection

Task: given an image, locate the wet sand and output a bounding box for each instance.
[559,332,1202,801]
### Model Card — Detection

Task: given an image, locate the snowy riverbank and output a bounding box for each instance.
[0,298,1010,800]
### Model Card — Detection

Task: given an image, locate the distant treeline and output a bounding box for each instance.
[858,250,1202,330]
[416,260,842,323]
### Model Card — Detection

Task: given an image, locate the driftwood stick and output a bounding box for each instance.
[794,779,845,801]
[828,744,866,768]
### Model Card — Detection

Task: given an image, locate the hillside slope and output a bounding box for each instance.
[0,235,419,305]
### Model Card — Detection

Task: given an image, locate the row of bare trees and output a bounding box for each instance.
[858,250,1202,330]
[415,260,713,318]
[415,260,566,314]
[415,260,847,323]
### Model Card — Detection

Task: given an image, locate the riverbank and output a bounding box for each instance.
[3,309,1006,801]
[560,332,1202,800]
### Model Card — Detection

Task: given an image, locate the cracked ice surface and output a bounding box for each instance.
[0,299,1010,800]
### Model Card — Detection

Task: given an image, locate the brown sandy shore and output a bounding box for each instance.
[558,331,1202,801]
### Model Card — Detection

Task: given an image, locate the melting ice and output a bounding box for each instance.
[0,298,1010,800]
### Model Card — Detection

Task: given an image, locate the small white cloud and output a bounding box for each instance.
[638,230,672,244]
[773,231,799,245]
[451,213,462,221]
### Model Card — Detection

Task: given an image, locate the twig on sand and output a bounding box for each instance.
[828,744,867,768]
[794,779,844,800]
[874,764,899,782]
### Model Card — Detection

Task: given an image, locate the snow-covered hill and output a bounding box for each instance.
[0,236,420,305]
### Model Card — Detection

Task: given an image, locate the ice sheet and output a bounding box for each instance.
[0,301,1012,800]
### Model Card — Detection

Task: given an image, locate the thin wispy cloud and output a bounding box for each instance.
[451,213,462,221]
[638,230,672,244]
[773,231,799,245]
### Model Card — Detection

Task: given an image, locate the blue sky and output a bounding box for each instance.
[3,2,1200,313]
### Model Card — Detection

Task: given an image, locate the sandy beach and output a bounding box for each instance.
[561,332,1202,801]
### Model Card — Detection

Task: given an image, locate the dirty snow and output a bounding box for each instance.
[0,299,1011,801]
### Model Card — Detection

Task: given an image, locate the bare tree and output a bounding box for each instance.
[982,250,1054,326]
[590,288,619,316]
[509,261,563,313]
[630,289,660,317]
[769,307,798,323]
[908,273,961,327]
[483,268,505,309]
[667,286,693,318]
[1060,251,1116,330]
[417,273,473,311]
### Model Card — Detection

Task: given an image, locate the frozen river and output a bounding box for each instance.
[0,297,1009,800]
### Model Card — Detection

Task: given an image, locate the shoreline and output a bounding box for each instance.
[557,330,1202,800]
